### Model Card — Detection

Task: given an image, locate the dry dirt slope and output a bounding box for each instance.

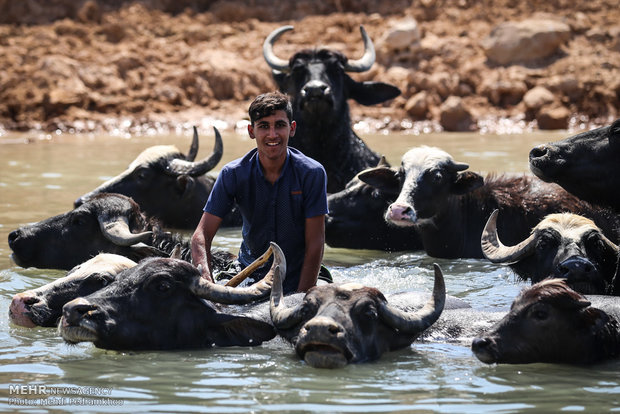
[0,0,618,134]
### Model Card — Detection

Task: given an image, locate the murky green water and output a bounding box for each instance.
[1,129,618,412]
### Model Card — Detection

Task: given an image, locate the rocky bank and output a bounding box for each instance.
[0,0,618,136]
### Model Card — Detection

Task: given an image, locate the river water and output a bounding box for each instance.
[1,127,618,413]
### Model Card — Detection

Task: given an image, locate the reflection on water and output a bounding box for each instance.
[1,130,619,412]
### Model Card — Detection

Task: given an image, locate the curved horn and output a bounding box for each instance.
[225,245,273,287]
[377,264,446,335]
[166,127,223,176]
[170,243,183,259]
[481,210,537,264]
[186,126,199,162]
[344,25,376,73]
[270,246,308,330]
[263,25,293,72]
[98,215,152,247]
[191,242,284,305]
[451,161,470,171]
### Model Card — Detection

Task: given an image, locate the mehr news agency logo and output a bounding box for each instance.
[8,384,123,407]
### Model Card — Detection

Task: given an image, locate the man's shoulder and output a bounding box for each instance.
[288,147,325,173]
[222,148,258,172]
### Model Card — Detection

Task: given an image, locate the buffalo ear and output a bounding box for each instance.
[208,314,276,347]
[358,167,401,195]
[451,171,484,195]
[346,76,401,106]
[175,175,196,200]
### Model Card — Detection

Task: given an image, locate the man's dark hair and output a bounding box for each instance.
[248,92,293,125]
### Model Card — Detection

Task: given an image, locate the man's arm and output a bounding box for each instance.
[191,212,223,282]
[297,214,325,292]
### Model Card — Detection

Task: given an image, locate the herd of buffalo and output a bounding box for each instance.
[6,26,620,369]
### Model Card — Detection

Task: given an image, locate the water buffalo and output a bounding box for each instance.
[9,254,137,328]
[472,278,620,364]
[59,243,283,350]
[269,262,446,368]
[325,157,423,251]
[482,210,619,295]
[8,193,234,271]
[529,118,620,211]
[263,25,401,193]
[358,145,614,258]
[74,127,239,229]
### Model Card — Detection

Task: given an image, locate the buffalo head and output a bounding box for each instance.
[263,25,401,192]
[529,118,620,210]
[358,146,481,227]
[74,127,224,229]
[8,193,163,270]
[472,278,620,364]
[482,210,619,295]
[270,262,446,368]
[9,254,136,328]
[59,243,284,350]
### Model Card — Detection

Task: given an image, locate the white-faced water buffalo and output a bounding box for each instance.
[482,210,619,295]
[8,193,233,271]
[529,118,620,211]
[325,157,423,251]
[472,278,620,364]
[74,127,239,229]
[269,261,446,368]
[59,243,284,350]
[263,25,400,193]
[9,254,137,328]
[358,146,615,259]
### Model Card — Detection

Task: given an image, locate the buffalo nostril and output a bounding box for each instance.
[64,300,97,324]
[529,145,548,160]
[471,337,490,352]
[8,230,20,245]
[328,324,342,335]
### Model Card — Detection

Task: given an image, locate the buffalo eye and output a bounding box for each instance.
[363,303,378,321]
[135,168,151,181]
[146,274,176,296]
[299,300,318,320]
[536,233,557,251]
[70,213,89,227]
[584,232,606,252]
[528,304,549,321]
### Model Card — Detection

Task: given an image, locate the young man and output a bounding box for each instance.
[191,92,328,293]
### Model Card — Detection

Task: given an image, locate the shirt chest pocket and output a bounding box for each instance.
[289,190,305,224]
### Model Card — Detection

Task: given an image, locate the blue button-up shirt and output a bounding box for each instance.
[204,147,328,292]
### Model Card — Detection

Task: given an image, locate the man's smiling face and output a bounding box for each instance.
[248,109,296,163]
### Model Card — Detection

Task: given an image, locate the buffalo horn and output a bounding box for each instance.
[225,244,273,287]
[166,127,223,176]
[451,161,470,171]
[263,25,293,72]
[98,215,152,246]
[343,25,376,73]
[269,246,308,330]
[191,242,284,305]
[377,264,446,335]
[186,126,199,162]
[481,209,537,264]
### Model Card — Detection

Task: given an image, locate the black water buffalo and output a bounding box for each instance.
[325,157,423,251]
[472,278,620,364]
[269,262,446,368]
[482,210,619,295]
[74,127,239,229]
[59,244,283,350]
[263,25,400,193]
[9,254,137,328]
[358,146,615,259]
[529,118,620,211]
[8,193,234,271]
